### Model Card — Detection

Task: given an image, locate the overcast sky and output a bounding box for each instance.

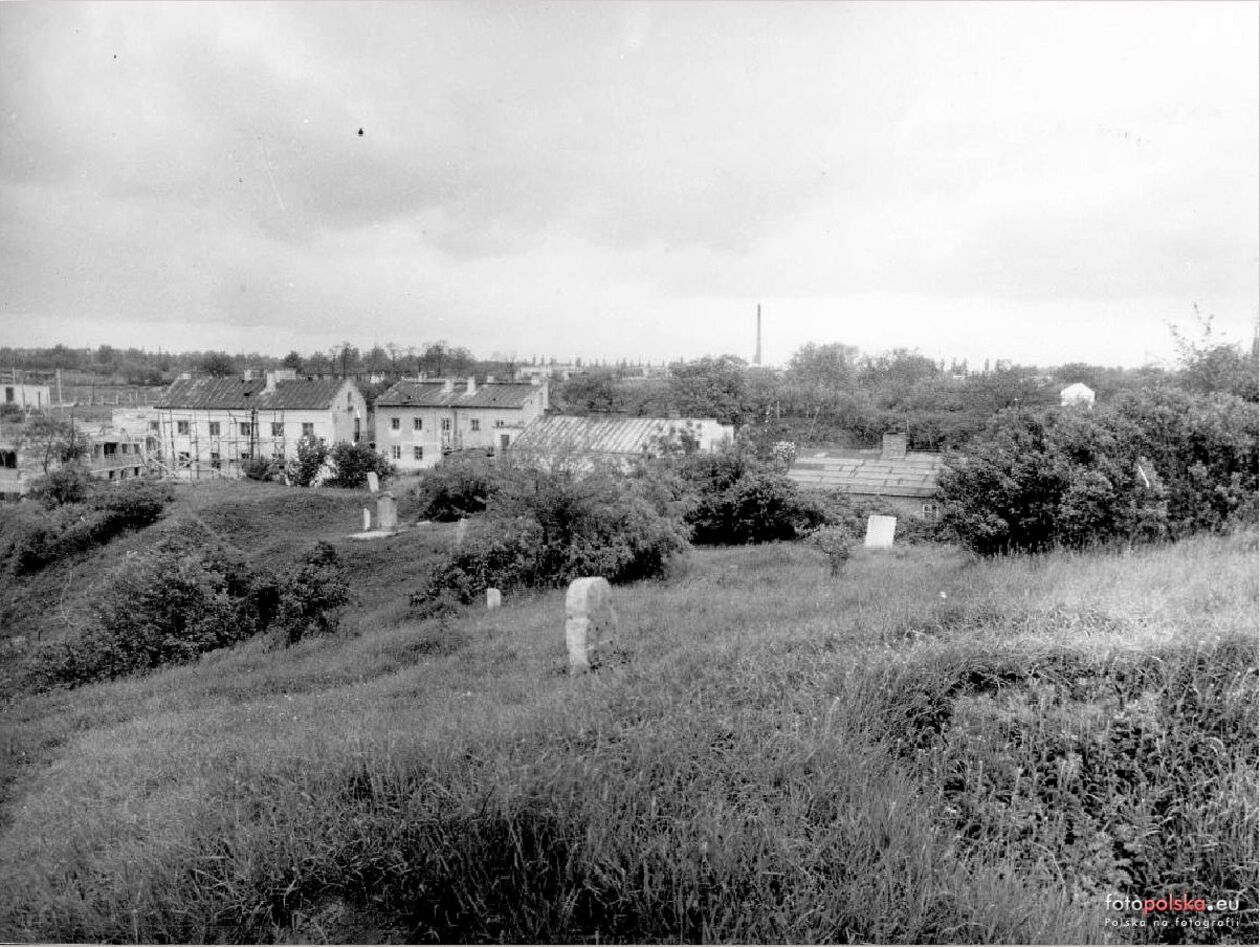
[2,1,1257,368]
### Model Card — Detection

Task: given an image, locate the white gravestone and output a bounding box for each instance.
[376,492,398,531]
[367,471,380,493]
[362,508,371,531]
[864,514,897,549]
[565,577,616,674]
[486,588,502,610]
[454,517,469,548]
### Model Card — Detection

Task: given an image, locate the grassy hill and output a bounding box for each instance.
[0,494,1255,944]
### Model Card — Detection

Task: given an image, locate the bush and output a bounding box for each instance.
[242,456,281,482]
[810,525,855,576]
[409,464,689,615]
[286,435,330,488]
[326,443,395,489]
[411,454,495,521]
[938,389,1256,555]
[675,445,826,544]
[272,542,351,644]
[28,465,92,509]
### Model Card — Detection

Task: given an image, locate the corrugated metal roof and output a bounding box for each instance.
[156,377,352,411]
[787,449,944,498]
[509,416,715,456]
[376,381,541,409]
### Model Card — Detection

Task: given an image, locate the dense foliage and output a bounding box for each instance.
[938,388,1258,554]
[409,463,689,615]
[286,435,330,488]
[1,477,174,576]
[325,443,395,489]
[410,454,495,521]
[21,529,351,691]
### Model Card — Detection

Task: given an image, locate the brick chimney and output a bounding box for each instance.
[881,433,907,460]
[466,376,476,396]
[442,378,454,394]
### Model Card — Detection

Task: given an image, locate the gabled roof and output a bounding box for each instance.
[508,415,726,456]
[788,449,944,498]
[375,381,542,409]
[156,377,353,411]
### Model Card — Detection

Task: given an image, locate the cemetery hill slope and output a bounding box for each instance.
[0,526,1255,944]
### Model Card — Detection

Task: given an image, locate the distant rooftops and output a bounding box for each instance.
[156,370,354,411]
[376,378,545,409]
[787,434,943,498]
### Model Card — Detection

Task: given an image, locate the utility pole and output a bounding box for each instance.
[754,303,762,366]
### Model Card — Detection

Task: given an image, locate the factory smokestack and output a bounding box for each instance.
[754,303,762,366]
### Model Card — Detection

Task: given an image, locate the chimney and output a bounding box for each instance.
[442,378,454,394]
[242,369,257,382]
[466,376,476,396]
[263,371,278,393]
[485,375,495,384]
[881,433,907,460]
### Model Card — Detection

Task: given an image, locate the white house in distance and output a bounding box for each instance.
[1060,382,1096,408]
[152,369,367,479]
[374,377,549,471]
[3,382,51,411]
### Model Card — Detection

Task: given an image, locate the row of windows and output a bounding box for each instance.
[386,416,512,432]
[172,421,317,438]
[390,446,425,460]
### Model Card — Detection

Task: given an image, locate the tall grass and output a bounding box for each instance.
[1,532,1255,943]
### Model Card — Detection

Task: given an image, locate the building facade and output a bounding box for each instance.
[374,378,549,471]
[152,370,367,479]
[3,382,51,411]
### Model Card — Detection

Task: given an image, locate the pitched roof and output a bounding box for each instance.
[508,415,724,456]
[156,377,352,411]
[788,449,944,498]
[375,381,542,409]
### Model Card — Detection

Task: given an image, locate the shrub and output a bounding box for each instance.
[810,525,854,576]
[938,389,1256,555]
[28,465,92,509]
[286,435,330,488]
[272,542,352,644]
[326,443,395,489]
[675,446,826,545]
[411,454,495,521]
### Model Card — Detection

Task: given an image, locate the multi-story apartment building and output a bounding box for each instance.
[152,370,367,478]
[374,377,548,471]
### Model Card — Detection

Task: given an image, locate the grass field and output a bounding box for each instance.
[0,490,1255,944]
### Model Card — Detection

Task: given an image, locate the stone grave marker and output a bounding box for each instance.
[864,514,897,549]
[376,492,398,531]
[454,517,469,548]
[565,577,616,674]
[362,508,372,531]
[367,471,380,493]
[486,588,502,610]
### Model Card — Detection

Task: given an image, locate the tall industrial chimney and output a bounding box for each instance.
[754,303,762,366]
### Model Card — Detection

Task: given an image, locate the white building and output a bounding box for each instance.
[3,382,51,411]
[375,378,549,470]
[152,370,367,478]
[1060,382,1096,408]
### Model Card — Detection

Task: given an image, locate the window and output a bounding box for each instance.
[391,417,400,430]
[391,445,401,459]
[120,443,129,454]
[176,420,189,435]
[494,420,505,428]
[177,451,190,465]
[441,418,451,432]
[470,419,480,432]
[413,417,423,431]
[240,423,254,437]
[272,422,284,437]
[240,451,252,460]
[149,421,159,433]
[210,452,221,470]
[302,422,314,437]
[500,434,511,449]
[208,422,221,436]
[413,446,423,460]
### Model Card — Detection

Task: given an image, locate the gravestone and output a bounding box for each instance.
[454,517,469,548]
[367,471,380,493]
[376,492,398,531]
[565,577,616,674]
[486,588,502,610]
[362,508,371,531]
[864,514,897,549]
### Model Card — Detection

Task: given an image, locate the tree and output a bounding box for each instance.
[557,370,618,413]
[787,342,860,392]
[1171,311,1258,401]
[668,355,750,425]
[18,416,86,473]
[28,464,92,508]
[326,442,394,488]
[286,435,329,488]
[281,351,305,372]
[198,351,236,377]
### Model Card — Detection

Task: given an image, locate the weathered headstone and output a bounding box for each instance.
[486,588,502,610]
[864,514,897,549]
[454,517,469,548]
[565,577,616,674]
[376,492,398,531]
[362,507,372,531]
[367,471,380,493]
